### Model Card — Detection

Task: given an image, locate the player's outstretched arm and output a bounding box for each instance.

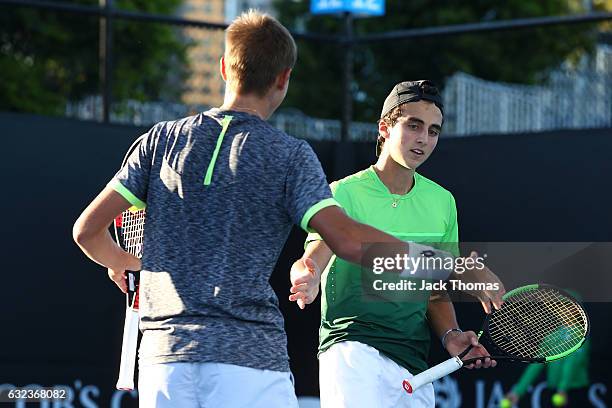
[308,207,505,313]
[308,206,407,265]
[308,206,454,280]
[73,186,141,292]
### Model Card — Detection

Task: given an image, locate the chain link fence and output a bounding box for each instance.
[65,96,379,141]
[66,46,612,139]
[442,46,612,136]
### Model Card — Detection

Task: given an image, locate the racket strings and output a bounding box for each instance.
[500,295,579,344]
[490,308,544,358]
[488,288,587,360]
[491,294,583,358]
[491,290,585,358]
[119,210,146,258]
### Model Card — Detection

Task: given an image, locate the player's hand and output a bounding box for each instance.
[122,251,141,271]
[289,258,320,309]
[444,330,497,369]
[456,251,505,313]
[108,252,140,294]
[108,268,128,293]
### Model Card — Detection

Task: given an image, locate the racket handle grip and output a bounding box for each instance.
[403,356,463,394]
[116,308,139,390]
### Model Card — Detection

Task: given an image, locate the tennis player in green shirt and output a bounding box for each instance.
[289,80,504,407]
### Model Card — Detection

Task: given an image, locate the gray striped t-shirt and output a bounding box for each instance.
[110,108,338,371]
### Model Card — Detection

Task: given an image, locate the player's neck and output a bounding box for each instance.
[221,92,273,120]
[373,156,415,195]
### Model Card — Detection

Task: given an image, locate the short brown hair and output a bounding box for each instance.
[225,10,297,96]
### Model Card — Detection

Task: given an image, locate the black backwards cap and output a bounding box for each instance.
[380,80,444,119]
[377,80,444,156]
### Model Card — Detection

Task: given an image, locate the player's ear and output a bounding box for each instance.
[378,119,391,140]
[220,56,228,82]
[275,68,292,90]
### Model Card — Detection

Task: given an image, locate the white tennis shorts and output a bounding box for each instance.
[319,341,435,408]
[138,362,298,408]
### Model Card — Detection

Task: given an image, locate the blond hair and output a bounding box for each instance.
[225,10,297,96]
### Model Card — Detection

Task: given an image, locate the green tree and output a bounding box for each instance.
[275,0,605,122]
[0,0,189,115]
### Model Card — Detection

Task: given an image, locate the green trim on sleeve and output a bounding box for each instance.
[300,198,340,233]
[110,179,146,210]
[204,115,233,186]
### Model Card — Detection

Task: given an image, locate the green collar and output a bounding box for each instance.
[366,165,419,201]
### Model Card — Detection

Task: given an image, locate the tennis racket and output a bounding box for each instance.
[403,284,589,394]
[114,138,146,391]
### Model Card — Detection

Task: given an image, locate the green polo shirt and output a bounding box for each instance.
[306,166,459,374]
